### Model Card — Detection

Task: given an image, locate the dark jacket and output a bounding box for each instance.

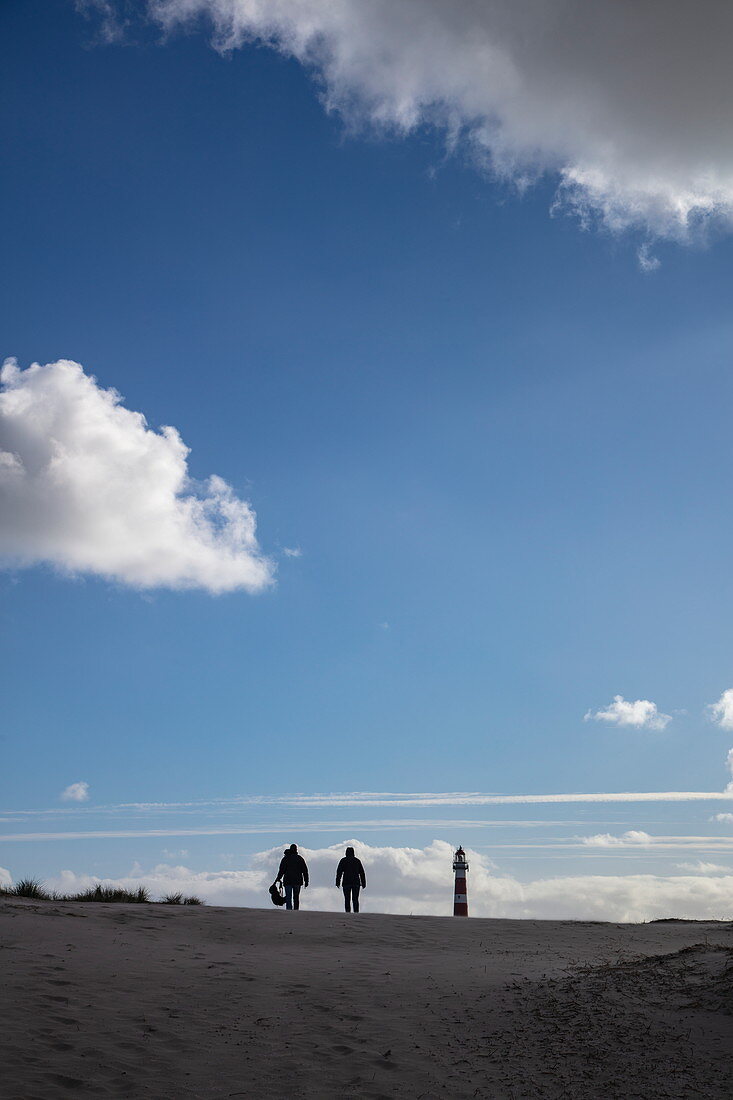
[278,851,309,886]
[336,852,366,888]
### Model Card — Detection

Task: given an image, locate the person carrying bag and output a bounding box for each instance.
[276,844,309,910]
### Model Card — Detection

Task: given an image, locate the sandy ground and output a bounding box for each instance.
[2,898,733,1099]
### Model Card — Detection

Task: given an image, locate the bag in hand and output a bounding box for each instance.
[269,881,286,906]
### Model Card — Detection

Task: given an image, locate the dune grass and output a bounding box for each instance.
[1,878,203,905]
[161,892,203,905]
[73,885,152,904]
[4,878,51,900]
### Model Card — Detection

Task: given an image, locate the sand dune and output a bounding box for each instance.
[2,897,733,1098]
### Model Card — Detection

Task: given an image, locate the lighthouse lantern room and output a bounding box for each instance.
[452,845,469,916]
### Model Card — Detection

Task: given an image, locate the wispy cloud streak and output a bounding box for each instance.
[273,791,733,808]
[4,789,733,820]
[4,823,733,850]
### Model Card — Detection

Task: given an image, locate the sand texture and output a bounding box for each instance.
[2,897,733,1099]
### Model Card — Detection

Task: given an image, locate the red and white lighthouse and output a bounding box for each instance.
[452,846,469,916]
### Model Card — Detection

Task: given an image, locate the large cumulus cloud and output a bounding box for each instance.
[148,0,733,240]
[0,359,273,593]
[29,839,733,921]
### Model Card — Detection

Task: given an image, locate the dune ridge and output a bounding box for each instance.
[2,897,733,1098]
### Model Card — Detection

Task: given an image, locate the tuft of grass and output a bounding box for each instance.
[2,877,205,906]
[72,885,151,903]
[12,878,51,900]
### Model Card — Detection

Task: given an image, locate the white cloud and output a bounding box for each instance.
[0,359,274,594]
[281,546,302,558]
[585,695,671,730]
[38,838,733,921]
[0,866,11,888]
[76,0,126,43]
[675,861,730,875]
[637,244,660,273]
[581,830,653,848]
[713,813,733,825]
[6,788,733,826]
[264,790,729,807]
[149,0,733,241]
[708,689,733,730]
[7,824,733,850]
[60,781,90,803]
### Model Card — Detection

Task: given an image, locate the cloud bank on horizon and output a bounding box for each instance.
[150,0,733,241]
[11,838,733,921]
[0,359,273,594]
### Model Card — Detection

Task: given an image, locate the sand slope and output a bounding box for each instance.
[2,897,733,1098]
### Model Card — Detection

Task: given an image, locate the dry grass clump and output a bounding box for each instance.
[3,878,51,900]
[1,878,203,905]
[162,892,203,905]
[74,885,151,904]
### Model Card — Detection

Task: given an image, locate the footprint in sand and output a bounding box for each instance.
[45,1074,86,1091]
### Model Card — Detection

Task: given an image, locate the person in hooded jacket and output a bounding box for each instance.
[276,843,309,910]
[335,846,366,913]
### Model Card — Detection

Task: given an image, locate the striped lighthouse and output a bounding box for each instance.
[452,846,469,916]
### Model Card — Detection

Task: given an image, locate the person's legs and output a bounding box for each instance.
[352,884,360,913]
[292,884,301,910]
[343,885,351,912]
[284,884,293,910]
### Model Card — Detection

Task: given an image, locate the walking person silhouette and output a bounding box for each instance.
[335,846,366,913]
[276,844,309,910]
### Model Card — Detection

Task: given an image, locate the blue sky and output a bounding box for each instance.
[3,1,733,915]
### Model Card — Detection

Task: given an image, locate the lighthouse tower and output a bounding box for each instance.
[452,846,469,916]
